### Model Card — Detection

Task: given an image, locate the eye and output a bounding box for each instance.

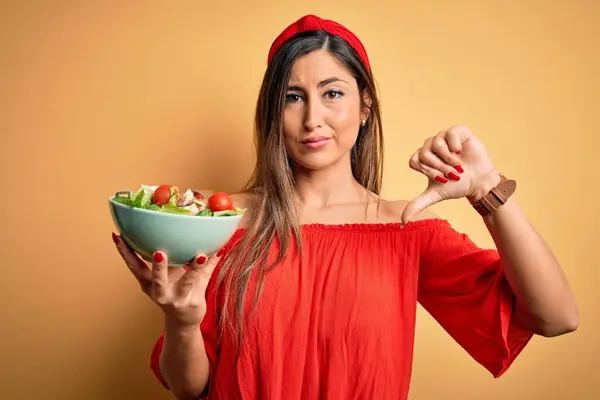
[324,89,344,99]
[285,93,303,104]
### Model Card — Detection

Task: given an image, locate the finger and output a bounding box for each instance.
[177,251,222,296]
[418,147,461,181]
[167,266,187,282]
[431,131,463,170]
[401,188,443,226]
[176,254,207,296]
[409,152,449,183]
[112,233,152,285]
[446,125,473,151]
[189,251,222,281]
[151,251,169,297]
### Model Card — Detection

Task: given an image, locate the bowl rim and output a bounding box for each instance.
[108,195,243,221]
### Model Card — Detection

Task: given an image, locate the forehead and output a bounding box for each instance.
[288,49,354,84]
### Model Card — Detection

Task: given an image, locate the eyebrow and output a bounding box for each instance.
[287,77,348,91]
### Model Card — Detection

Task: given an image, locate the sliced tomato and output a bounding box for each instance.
[208,192,234,211]
[152,184,172,206]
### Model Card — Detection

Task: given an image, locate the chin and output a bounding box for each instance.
[291,151,347,171]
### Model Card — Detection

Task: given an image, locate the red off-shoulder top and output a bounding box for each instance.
[150,219,533,399]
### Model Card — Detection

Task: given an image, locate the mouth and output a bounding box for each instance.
[300,136,330,144]
[300,136,331,150]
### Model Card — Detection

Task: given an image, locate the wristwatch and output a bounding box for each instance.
[471,174,516,217]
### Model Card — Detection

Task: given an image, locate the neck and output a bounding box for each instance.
[293,156,367,208]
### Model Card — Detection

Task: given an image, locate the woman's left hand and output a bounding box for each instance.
[401,125,502,224]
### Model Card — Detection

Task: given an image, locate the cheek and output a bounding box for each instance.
[282,109,301,155]
[283,108,302,138]
[330,100,360,127]
[327,101,361,141]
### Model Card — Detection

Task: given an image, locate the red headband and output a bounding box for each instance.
[267,14,371,71]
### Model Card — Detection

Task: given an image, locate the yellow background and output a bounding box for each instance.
[1,1,598,399]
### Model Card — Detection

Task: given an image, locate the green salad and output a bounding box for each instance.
[112,184,245,217]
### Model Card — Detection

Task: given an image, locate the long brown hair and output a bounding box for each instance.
[215,30,384,355]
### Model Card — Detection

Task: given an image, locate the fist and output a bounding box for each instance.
[401,125,500,224]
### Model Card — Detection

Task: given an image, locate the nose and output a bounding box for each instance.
[304,95,325,131]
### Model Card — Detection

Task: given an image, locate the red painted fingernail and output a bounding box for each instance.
[196,255,207,264]
[454,164,464,173]
[449,172,461,181]
[153,252,164,262]
[112,233,119,245]
[217,248,224,257]
[435,176,448,183]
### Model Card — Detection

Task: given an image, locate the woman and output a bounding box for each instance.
[113,14,578,400]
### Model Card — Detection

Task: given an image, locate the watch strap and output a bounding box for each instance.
[471,174,516,217]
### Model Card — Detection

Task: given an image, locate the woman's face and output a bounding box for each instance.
[283,49,364,171]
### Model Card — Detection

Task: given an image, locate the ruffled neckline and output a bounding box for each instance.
[296,218,449,232]
[229,218,449,239]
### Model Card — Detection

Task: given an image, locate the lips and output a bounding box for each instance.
[300,136,330,150]
[300,136,330,144]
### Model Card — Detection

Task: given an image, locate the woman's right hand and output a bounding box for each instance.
[112,232,222,328]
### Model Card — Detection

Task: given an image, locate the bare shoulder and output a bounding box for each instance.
[376,198,439,222]
[230,190,261,229]
[230,190,258,210]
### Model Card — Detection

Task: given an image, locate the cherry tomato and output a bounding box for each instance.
[208,192,234,211]
[152,184,172,206]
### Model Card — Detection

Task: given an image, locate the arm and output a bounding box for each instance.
[401,125,578,338]
[472,173,579,337]
[159,318,210,400]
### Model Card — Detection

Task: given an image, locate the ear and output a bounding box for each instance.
[360,90,372,123]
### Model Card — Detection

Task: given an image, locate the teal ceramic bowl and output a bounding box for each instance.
[108,196,243,266]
